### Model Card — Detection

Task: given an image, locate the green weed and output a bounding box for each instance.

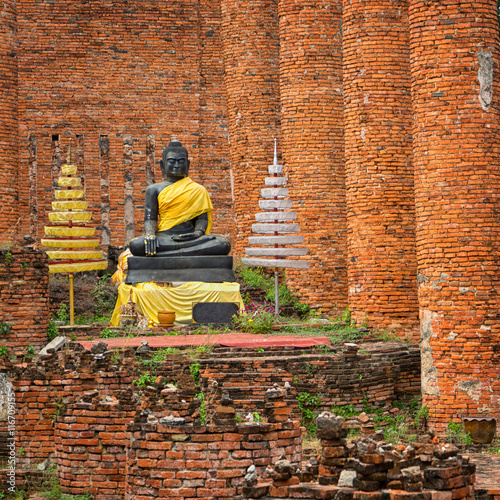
[24,343,35,360]
[297,392,322,437]
[190,363,201,385]
[100,328,119,339]
[55,304,69,324]
[331,404,358,419]
[90,274,118,316]
[133,371,155,387]
[234,261,307,310]
[341,305,351,324]
[253,412,263,423]
[196,392,207,425]
[47,320,59,341]
[446,420,473,445]
[4,252,13,266]
[0,321,12,336]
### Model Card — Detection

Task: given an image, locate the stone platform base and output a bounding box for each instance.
[125,255,235,285]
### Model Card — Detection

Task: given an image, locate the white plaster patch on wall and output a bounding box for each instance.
[457,379,482,403]
[447,331,458,341]
[420,309,440,396]
[360,127,366,140]
[477,51,493,111]
[0,374,12,421]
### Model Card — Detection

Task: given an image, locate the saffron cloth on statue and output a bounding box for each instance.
[126,139,234,285]
[129,139,230,257]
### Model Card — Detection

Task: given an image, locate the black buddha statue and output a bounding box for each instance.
[126,139,234,284]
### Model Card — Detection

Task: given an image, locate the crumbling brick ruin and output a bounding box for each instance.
[0,0,498,452]
[0,343,480,500]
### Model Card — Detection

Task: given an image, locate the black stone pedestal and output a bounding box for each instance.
[125,255,235,285]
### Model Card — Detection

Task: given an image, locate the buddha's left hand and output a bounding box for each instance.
[172,230,204,242]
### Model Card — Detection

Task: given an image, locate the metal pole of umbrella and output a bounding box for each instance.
[69,273,75,326]
[274,268,279,319]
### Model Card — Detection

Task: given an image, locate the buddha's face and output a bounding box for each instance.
[164,150,188,179]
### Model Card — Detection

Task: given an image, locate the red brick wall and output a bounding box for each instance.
[0,247,49,351]
[126,418,301,500]
[343,0,419,339]
[0,0,19,242]
[278,0,347,314]
[15,0,232,246]
[410,0,500,433]
[55,400,136,499]
[220,0,281,255]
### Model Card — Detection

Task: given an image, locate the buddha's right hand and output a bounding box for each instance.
[144,235,157,255]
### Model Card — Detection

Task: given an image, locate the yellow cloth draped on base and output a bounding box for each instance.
[157,177,213,233]
[110,282,244,326]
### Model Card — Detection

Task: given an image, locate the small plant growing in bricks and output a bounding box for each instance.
[297,392,322,437]
[0,346,9,357]
[55,303,69,324]
[252,411,263,423]
[47,320,59,342]
[133,371,155,387]
[331,403,358,419]
[341,305,351,324]
[196,391,207,424]
[24,343,35,360]
[0,321,12,336]
[100,327,119,339]
[190,362,201,385]
[51,399,66,420]
[3,251,13,267]
[445,420,473,445]
[141,348,171,369]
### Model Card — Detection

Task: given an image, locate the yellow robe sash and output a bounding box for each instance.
[157,177,213,233]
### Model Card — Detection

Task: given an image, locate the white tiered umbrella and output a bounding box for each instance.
[242,139,310,317]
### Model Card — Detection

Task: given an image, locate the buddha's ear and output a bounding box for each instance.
[160,159,166,179]
[186,159,190,174]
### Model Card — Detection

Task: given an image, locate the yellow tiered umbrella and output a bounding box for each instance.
[42,141,108,325]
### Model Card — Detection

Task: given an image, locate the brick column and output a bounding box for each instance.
[220,0,281,255]
[278,0,347,313]
[0,0,19,240]
[410,0,500,433]
[343,0,419,338]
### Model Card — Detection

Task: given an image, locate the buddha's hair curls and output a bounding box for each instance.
[162,139,188,161]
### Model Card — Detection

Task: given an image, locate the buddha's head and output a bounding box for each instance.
[161,139,190,180]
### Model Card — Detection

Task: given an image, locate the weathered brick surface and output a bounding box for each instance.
[409,0,500,433]
[0,247,49,350]
[343,0,419,339]
[0,341,419,470]
[125,419,301,500]
[278,0,347,314]
[0,0,19,243]
[0,0,499,440]
[55,398,136,500]
[242,428,477,500]
[14,0,232,245]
